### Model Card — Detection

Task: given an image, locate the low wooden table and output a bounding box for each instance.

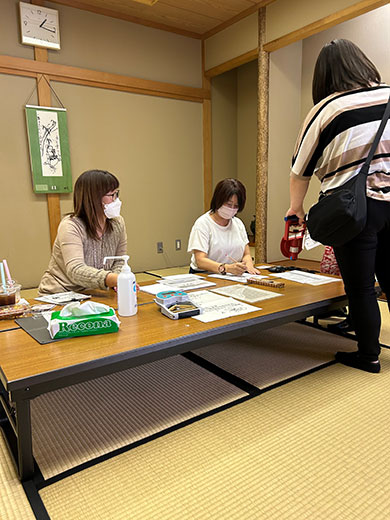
[0,265,347,481]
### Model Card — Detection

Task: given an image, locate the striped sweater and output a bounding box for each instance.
[291,85,390,201]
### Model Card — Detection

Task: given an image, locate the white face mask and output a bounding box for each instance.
[103,198,122,219]
[217,205,238,220]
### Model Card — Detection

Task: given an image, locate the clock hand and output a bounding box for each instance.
[40,25,56,33]
[39,18,47,28]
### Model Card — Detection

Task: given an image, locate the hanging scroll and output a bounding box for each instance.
[25,105,72,193]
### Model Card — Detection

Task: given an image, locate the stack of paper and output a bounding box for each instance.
[157,274,216,291]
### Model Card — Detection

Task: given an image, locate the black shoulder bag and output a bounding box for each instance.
[306,95,390,247]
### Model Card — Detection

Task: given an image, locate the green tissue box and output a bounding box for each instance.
[48,308,120,339]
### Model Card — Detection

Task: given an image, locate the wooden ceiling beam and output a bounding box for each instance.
[0,54,209,102]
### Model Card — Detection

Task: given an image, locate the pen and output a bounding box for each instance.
[227,255,240,263]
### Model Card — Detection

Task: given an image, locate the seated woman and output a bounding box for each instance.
[39,169,127,294]
[188,178,258,276]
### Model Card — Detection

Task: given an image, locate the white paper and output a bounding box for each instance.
[211,284,282,303]
[160,274,204,282]
[303,230,321,250]
[140,283,175,295]
[189,290,260,323]
[208,273,248,283]
[245,274,269,281]
[158,279,216,291]
[269,270,340,285]
[35,291,91,305]
[256,265,271,269]
[188,290,227,306]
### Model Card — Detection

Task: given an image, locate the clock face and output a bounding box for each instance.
[19,1,60,50]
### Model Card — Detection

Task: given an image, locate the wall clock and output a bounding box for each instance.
[19,1,61,50]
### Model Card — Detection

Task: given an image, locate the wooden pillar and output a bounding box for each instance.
[32,0,61,247]
[202,40,212,212]
[255,7,269,263]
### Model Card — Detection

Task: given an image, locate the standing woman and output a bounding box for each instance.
[188,178,258,275]
[286,39,390,373]
[39,169,127,293]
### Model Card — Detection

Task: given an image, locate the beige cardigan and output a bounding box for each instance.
[39,215,127,294]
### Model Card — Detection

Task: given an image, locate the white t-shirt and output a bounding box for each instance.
[187,211,249,271]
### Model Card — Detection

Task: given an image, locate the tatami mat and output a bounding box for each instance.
[31,355,246,479]
[194,322,357,388]
[0,431,35,520]
[39,349,390,520]
[135,272,157,283]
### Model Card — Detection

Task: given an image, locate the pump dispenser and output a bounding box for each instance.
[103,255,137,317]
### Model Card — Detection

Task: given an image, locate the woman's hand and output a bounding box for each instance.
[241,246,258,275]
[285,206,305,224]
[245,265,260,275]
[226,262,246,275]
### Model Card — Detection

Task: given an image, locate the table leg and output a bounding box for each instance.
[15,398,34,481]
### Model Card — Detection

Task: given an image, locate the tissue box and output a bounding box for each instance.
[48,308,120,339]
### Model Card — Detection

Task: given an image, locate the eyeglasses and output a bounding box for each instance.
[105,190,120,200]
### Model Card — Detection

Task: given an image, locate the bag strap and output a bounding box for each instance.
[362,93,390,174]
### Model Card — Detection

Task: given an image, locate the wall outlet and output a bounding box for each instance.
[157,241,163,253]
[175,239,181,251]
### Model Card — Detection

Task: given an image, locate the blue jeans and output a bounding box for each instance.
[334,197,390,360]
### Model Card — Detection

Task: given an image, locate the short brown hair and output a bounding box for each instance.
[312,39,381,105]
[210,178,246,213]
[72,169,119,240]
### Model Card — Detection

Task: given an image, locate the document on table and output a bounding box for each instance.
[158,275,216,291]
[210,284,282,303]
[268,270,340,285]
[208,273,249,283]
[35,292,91,304]
[208,273,269,283]
[139,283,176,295]
[188,290,259,323]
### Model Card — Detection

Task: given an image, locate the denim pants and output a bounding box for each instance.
[333,197,390,360]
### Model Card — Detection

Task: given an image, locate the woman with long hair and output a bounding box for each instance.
[39,169,127,293]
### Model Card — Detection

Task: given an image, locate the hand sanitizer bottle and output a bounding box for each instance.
[103,255,137,317]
